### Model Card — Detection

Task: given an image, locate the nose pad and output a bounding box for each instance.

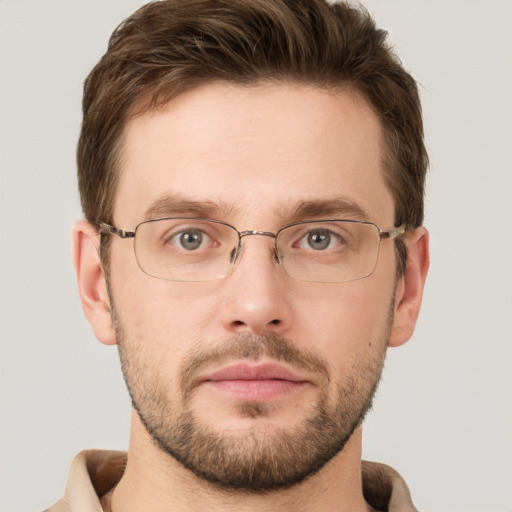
[229,244,240,264]
[228,238,281,267]
[274,245,283,264]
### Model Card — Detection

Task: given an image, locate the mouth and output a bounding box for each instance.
[199,362,310,401]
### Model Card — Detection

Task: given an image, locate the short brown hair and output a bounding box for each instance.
[78,0,427,274]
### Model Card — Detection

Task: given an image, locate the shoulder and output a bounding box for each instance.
[44,497,71,512]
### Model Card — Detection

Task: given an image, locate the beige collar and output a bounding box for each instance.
[47,449,418,512]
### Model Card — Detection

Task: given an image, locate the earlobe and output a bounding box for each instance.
[72,220,117,346]
[388,227,430,348]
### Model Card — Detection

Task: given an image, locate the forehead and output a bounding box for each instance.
[115,82,394,228]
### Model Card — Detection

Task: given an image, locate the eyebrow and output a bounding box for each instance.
[142,194,369,224]
[142,193,235,221]
[281,198,370,222]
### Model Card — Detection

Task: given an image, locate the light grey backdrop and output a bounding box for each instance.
[1,1,511,511]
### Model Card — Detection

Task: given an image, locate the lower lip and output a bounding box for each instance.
[204,379,306,401]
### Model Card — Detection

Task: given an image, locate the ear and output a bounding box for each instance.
[388,227,429,348]
[72,220,117,346]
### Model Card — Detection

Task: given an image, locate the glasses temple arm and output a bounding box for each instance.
[380,223,406,240]
[98,223,135,239]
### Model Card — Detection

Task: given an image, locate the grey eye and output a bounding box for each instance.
[176,230,204,250]
[306,230,332,250]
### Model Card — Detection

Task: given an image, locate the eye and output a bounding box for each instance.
[171,229,208,251]
[297,229,343,251]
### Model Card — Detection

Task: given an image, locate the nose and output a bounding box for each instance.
[220,235,293,335]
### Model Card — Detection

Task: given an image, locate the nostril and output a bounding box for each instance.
[231,319,280,328]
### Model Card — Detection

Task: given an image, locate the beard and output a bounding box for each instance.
[114,308,390,493]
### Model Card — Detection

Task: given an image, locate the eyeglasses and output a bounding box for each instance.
[99,217,405,283]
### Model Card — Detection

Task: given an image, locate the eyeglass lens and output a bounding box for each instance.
[133,218,381,283]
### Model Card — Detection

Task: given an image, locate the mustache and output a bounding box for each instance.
[179,332,330,399]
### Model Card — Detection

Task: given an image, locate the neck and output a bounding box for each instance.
[110,411,372,512]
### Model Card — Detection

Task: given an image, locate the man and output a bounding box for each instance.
[48,0,429,510]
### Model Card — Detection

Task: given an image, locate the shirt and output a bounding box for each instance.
[45,450,418,512]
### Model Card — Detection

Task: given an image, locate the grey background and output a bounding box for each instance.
[1,1,511,510]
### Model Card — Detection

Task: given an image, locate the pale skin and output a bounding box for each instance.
[73,83,429,512]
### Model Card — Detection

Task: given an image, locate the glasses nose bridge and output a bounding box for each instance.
[232,229,279,265]
[239,229,277,240]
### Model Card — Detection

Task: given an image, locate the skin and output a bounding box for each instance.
[73,82,429,512]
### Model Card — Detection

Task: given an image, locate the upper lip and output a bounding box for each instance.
[200,362,308,383]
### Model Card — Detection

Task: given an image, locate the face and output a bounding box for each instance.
[108,83,399,490]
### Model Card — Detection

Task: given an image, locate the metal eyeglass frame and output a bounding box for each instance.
[98,218,406,282]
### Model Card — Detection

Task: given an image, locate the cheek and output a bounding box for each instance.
[110,253,224,360]
[289,278,394,364]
